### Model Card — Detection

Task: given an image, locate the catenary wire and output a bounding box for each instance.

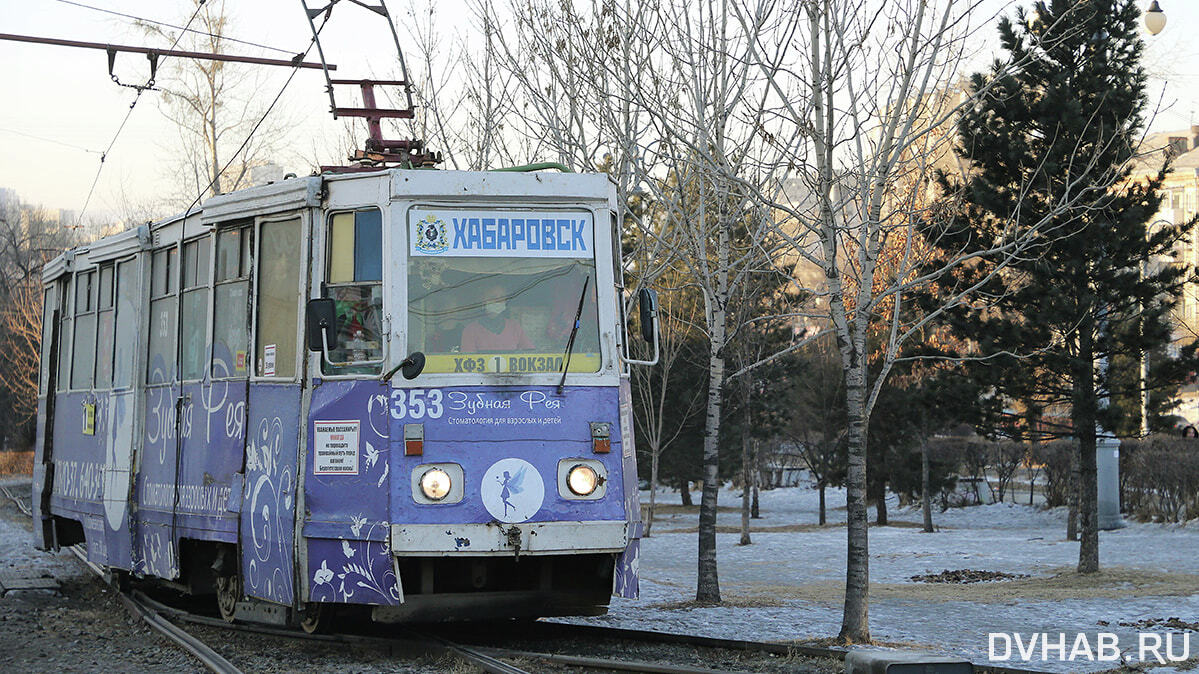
[50,0,296,56]
[74,0,207,229]
[181,21,328,216]
[0,127,103,155]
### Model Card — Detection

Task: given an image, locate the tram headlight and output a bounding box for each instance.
[419,468,452,501]
[566,464,599,496]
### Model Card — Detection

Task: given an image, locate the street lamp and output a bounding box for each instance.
[1145,1,1167,35]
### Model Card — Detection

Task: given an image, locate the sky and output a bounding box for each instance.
[1,0,1198,222]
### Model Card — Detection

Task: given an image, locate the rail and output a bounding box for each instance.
[1,484,241,674]
[2,483,1051,674]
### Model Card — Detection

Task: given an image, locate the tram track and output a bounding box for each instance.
[1,483,527,674]
[3,484,241,674]
[3,484,1050,673]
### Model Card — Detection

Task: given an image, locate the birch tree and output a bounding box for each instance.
[139,0,287,202]
[734,0,1118,642]
[630,252,706,537]
[482,0,814,602]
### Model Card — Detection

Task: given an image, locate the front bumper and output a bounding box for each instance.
[391,520,628,556]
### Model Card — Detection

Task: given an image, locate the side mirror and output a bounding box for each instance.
[306,298,337,352]
[383,351,426,382]
[638,287,658,343]
[400,352,426,380]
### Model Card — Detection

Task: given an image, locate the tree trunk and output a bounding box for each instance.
[1078,432,1099,573]
[696,330,726,603]
[818,482,827,526]
[874,481,888,526]
[838,357,870,643]
[1067,448,1079,541]
[921,439,933,533]
[681,477,692,506]
[646,442,660,538]
[1073,323,1100,573]
[750,439,760,519]
[739,405,751,546]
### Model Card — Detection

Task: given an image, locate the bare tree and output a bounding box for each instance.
[0,197,80,449]
[0,280,44,427]
[733,0,1114,643]
[989,441,1026,504]
[481,0,817,603]
[630,252,706,538]
[784,336,847,526]
[139,0,288,203]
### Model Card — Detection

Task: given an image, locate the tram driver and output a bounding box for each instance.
[460,283,534,352]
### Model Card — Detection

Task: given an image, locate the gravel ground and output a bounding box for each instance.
[0,478,464,673]
[450,624,845,673]
[11,476,814,673]
[0,479,200,673]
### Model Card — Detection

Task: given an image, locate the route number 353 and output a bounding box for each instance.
[389,389,444,420]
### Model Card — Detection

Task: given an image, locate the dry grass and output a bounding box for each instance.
[0,451,33,476]
[739,567,1199,604]
[1095,654,1199,673]
[648,595,789,610]
[647,503,743,515]
[652,520,926,535]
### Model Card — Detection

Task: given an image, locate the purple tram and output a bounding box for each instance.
[32,169,657,629]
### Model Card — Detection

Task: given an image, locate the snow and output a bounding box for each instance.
[0,478,86,583]
[558,482,1199,672]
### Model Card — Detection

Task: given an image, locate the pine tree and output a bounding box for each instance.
[937,0,1196,573]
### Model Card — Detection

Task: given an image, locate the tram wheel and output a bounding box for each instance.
[297,602,331,634]
[215,574,241,623]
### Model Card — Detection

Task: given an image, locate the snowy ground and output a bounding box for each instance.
[559,481,1199,673]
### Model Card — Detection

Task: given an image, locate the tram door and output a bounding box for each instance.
[32,283,62,549]
[139,245,183,578]
[100,259,139,570]
[239,214,306,605]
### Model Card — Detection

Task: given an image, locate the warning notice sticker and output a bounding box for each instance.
[313,420,360,475]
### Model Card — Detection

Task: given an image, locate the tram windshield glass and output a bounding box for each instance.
[407,210,601,375]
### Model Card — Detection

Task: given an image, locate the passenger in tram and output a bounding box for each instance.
[460,283,534,352]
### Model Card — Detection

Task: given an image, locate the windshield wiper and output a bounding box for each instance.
[556,276,590,395]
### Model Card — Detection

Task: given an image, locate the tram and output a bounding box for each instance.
[31,167,657,628]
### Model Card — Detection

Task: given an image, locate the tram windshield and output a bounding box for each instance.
[406,209,601,375]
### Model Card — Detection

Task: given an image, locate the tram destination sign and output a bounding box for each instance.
[409,208,594,258]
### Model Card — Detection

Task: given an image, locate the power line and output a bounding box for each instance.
[0,127,103,155]
[182,26,327,216]
[75,1,207,229]
[50,0,295,56]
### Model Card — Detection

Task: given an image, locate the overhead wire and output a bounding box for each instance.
[50,0,295,56]
[0,127,103,155]
[181,19,330,216]
[74,0,208,229]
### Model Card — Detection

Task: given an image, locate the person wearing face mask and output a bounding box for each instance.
[460,283,534,352]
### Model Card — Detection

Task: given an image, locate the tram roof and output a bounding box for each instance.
[43,168,616,283]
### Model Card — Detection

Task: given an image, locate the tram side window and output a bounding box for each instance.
[213,227,252,378]
[324,209,383,374]
[147,247,178,384]
[40,287,56,393]
[71,269,97,390]
[256,218,301,378]
[95,265,115,388]
[113,260,138,389]
[56,277,72,392]
[180,237,211,380]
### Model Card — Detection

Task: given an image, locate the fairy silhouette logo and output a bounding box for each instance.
[480,458,544,523]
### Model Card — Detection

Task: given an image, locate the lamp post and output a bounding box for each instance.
[1145,1,1166,35]
[1094,3,1168,531]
